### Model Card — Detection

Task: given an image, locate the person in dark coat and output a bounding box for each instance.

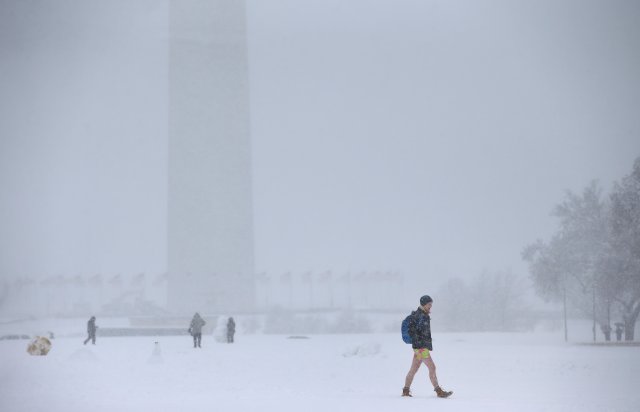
[188,312,206,348]
[83,316,97,345]
[615,323,624,341]
[402,295,452,398]
[227,317,236,343]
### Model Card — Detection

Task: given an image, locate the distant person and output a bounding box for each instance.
[83,316,97,345]
[601,324,612,341]
[402,295,452,398]
[615,323,624,341]
[188,312,206,348]
[227,317,236,343]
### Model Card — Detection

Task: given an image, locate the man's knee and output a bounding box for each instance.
[425,359,436,371]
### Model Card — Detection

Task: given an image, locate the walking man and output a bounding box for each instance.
[402,295,452,398]
[188,312,206,348]
[83,316,97,345]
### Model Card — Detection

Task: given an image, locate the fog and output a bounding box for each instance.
[1,0,639,322]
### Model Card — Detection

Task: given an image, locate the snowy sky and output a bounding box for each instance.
[1,0,639,287]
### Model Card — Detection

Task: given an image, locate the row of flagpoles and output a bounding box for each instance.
[1,270,407,315]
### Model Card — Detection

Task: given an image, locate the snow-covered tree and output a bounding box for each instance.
[524,158,640,341]
[437,270,528,332]
[524,181,610,340]
[608,157,640,340]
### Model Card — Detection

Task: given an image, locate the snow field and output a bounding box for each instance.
[1,331,639,412]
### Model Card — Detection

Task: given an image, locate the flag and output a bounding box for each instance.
[131,272,146,287]
[108,274,122,287]
[317,270,332,282]
[52,275,66,287]
[280,272,292,283]
[301,271,313,283]
[355,271,368,281]
[40,277,56,287]
[72,275,84,286]
[153,272,168,286]
[88,274,103,286]
[256,272,269,284]
[338,272,351,283]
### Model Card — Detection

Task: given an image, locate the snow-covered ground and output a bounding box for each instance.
[1,320,639,412]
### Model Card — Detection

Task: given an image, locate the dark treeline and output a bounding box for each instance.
[523,157,640,341]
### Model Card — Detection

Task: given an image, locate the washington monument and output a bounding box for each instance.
[168,0,255,314]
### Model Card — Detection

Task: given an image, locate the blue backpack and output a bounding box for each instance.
[401,313,413,344]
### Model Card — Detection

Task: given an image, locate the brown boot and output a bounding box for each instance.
[402,387,412,397]
[434,386,452,398]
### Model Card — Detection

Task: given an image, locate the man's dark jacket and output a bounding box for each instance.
[408,307,432,351]
[87,318,96,334]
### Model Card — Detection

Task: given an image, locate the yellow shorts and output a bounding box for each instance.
[414,348,431,359]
